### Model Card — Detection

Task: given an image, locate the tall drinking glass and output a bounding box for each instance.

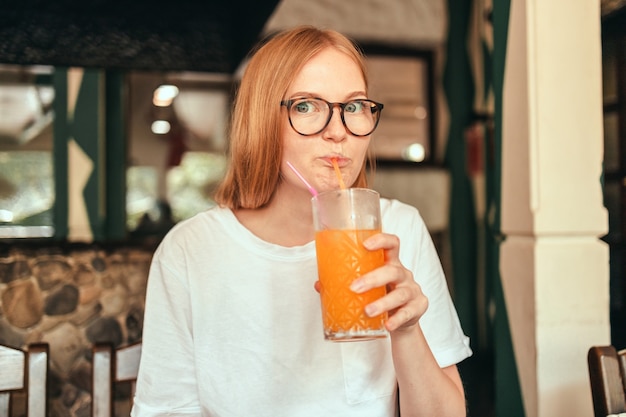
[312,188,388,342]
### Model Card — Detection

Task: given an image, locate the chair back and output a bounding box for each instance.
[588,345,626,417]
[92,342,142,417]
[0,343,49,417]
[620,349,626,393]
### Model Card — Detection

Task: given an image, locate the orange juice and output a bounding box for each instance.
[315,228,388,341]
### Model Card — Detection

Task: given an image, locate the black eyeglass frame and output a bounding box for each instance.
[280,97,385,137]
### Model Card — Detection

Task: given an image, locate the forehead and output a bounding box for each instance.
[286,47,366,98]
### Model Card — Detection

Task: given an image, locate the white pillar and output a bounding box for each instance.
[500,1,610,416]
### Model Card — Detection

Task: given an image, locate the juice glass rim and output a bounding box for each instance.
[311,187,380,203]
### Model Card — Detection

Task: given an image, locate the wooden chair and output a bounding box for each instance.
[620,349,626,393]
[588,345,626,417]
[0,343,49,417]
[91,342,142,417]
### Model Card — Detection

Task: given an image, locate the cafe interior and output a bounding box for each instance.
[0,0,625,416]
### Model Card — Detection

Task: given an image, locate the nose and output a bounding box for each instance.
[322,105,348,142]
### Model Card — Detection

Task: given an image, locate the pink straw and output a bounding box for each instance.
[286,161,318,197]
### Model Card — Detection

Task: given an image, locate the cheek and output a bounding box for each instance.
[353,140,371,164]
[346,140,371,180]
[281,129,316,169]
[281,120,298,153]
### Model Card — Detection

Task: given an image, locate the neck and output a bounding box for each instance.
[234,183,315,247]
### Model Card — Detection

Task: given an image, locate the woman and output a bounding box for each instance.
[132,25,472,417]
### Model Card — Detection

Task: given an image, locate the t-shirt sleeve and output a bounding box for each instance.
[382,200,473,367]
[132,234,202,417]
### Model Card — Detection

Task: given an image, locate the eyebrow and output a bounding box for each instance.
[287,91,368,100]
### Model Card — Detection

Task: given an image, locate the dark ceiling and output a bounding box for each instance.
[0,0,281,73]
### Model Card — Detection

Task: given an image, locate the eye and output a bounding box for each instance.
[345,100,365,114]
[292,99,320,114]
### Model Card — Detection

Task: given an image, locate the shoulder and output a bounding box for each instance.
[380,198,425,233]
[164,206,230,239]
[154,206,232,259]
[380,197,420,216]
[379,198,436,269]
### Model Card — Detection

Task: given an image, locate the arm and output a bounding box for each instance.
[350,232,468,417]
[391,325,466,417]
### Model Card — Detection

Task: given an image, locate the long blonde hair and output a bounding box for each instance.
[214,25,371,209]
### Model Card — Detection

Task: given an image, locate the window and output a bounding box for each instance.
[125,71,232,237]
[0,65,55,238]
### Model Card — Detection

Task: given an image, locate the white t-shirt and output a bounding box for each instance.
[131,199,472,417]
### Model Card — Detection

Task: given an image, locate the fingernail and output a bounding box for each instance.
[363,238,375,249]
[365,304,378,317]
[350,279,364,292]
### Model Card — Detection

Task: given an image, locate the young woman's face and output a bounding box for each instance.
[280,47,371,194]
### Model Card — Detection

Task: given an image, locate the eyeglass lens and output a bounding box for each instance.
[286,98,382,136]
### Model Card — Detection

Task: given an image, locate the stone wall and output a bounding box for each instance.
[0,241,155,417]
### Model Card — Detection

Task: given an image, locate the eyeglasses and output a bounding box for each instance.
[280,97,384,137]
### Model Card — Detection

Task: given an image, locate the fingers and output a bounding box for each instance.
[358,275,429,330]
[384,293,429,332]
[349,262,407,294]
[362,282,412,316]
[353,231,429,331]
[363,233,401,262]
[359,232,428,331]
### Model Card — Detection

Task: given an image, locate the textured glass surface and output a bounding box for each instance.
[0,151,54,235]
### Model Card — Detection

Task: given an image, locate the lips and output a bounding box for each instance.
[321,155,349,168]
